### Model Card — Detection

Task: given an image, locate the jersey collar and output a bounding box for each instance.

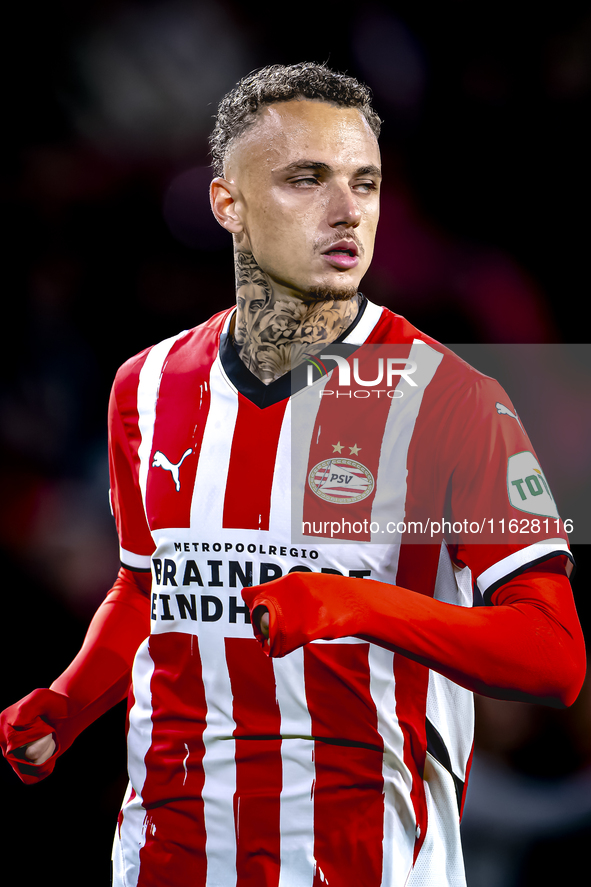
[219,295,368,408]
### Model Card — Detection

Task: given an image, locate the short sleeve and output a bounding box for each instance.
[444,375,572,601]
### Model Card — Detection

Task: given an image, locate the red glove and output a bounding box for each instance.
[241,558,585,707]
[0,689,70,784]
[0,567,151,784]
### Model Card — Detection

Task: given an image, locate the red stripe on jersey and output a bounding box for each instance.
[364,308,417,347]
[109,350,156,557]
[147,330,216,531]
[304,644,385,886]
[225,637,282,736]
[392,654,428,863]
[223,396,288,531]
[137,633,208,887]
[137,803,207,887]
[311,742,386,887]
[303,643,382,747]
[303,345,409,541]
[226,638,282,887]
[232,738,283,887]
[118,790,134,836]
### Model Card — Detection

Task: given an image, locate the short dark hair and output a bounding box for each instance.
[209,62,382,176]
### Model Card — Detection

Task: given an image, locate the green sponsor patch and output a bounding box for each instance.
[507,451,559,518]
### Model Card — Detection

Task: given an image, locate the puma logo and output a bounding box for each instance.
[495,402,524,431]
[152,448,193,491]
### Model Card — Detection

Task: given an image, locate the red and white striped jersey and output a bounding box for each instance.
[108,298,570,887]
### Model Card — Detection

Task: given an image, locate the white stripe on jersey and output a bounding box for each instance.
[137,332,187,513]
[368,645,416,886]
[426,545,475,784]
[190,352,239,531]
[273,652,315,886]
[289,375,328,540]
[407,755,467,887]
[200,634,238,887]
[111,781,133,886]
[371,340,444,545]
[342,299,384,345]
[268,399,294,538]
[114,638,157,887]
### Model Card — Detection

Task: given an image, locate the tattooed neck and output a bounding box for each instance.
[232,249,360,385]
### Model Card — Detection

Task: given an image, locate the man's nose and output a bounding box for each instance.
[326,183,362,228]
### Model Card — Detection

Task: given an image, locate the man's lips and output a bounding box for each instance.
[321,240,360,269]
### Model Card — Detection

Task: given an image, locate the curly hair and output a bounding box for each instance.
[209,62,382,176]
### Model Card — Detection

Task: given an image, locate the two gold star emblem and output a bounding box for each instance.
[332,441,361,455]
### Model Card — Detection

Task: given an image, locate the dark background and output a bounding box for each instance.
[1,2,590,885]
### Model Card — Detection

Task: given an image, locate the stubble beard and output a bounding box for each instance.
[302,283,360,303]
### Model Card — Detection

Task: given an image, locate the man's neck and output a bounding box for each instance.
[231,248,361,385]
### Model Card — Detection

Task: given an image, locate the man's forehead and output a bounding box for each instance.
[225,99,380,178]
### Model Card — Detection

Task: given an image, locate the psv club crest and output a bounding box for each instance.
[308,457,375,504]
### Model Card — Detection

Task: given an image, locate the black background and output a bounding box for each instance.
[1,3,590,884]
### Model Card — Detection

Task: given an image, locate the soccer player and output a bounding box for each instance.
[1,63,585,887]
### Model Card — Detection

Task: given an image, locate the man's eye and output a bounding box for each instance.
[354,181,378,192]
[291,176,320,186]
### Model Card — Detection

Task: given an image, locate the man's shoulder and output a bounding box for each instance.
[112,306,234,391]
[369,303,489,388]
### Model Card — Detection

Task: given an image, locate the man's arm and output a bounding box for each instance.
[242,558,585,708]
[0,567,150,783]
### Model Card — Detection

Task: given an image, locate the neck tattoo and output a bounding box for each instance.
[232,249,360,385]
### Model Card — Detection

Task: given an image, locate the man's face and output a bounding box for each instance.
[223,99,381,300]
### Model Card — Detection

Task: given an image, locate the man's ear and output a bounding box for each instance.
[210,177,244,233]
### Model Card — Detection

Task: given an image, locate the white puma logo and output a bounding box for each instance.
[495,402,524,431]
[152,448,193,491]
